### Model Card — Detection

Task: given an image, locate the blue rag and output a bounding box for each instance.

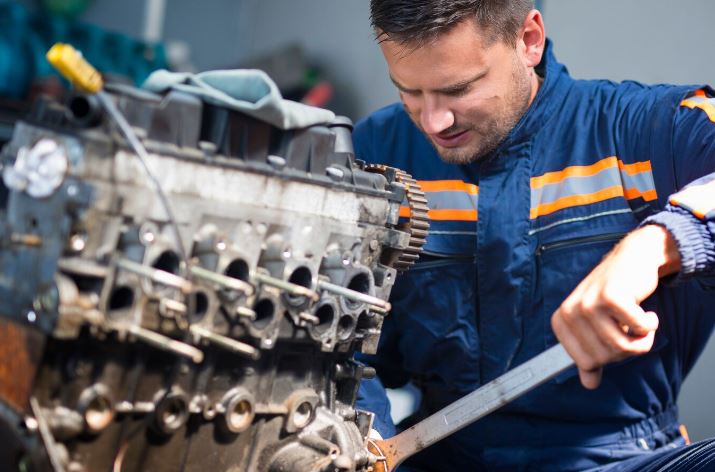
[143,69,335,130]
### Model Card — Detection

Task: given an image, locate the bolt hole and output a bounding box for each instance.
[84,395,113,432]
[224,259,250,281]
[160,396,187,431]
[357,311,375,330]
[337,315,355,340]
[252,298,275,330]
[289,266,312,288]
[293,401,313,429]
[345,272,372,309]
[347,272,370,294]
[190,291,209,323]
[285,266,313,306]
[152,250,180,275]
[313,303,335,335]
[108,286,134,311]
[228,399,253,432]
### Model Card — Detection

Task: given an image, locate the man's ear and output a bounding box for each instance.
[519,9,546,68]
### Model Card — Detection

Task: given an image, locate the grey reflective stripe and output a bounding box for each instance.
[425,190,478,211]
[622,169,656,196]
[531,166,621,209]
[531,161,656,213]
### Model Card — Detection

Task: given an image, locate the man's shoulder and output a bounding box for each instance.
[352,102,436,169]
[567,77,694,108]
[354,102,415,136]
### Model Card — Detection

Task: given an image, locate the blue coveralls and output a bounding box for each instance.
[354,41,715,471]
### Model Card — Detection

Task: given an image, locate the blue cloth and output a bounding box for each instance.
[142,69,335,129]
[596,438,715,471]
[353,40,715,471]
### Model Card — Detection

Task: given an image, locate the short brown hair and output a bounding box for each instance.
[370,0,535,46]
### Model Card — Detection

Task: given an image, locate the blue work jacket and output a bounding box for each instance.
[354,41,715,471]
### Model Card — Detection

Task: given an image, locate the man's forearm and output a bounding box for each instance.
[642,174,715,281]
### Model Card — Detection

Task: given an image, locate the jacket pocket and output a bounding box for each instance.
[391,251,480,392]
[537,232,626,382]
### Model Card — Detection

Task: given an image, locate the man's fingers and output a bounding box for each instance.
[624,328,657,353]
[552,311,608,380]
[578,367,602,390]
[553,305,659,391]
[588,309,657,356]
[604,297,659,334]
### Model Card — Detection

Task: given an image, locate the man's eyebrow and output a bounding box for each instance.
[434,71,488,94]
[389,75,417,93]
[390,71,488,94]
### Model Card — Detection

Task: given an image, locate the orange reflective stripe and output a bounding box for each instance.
[682,99,715,122]
[623,187,657,201]
[531,156,619,189]
[671,197,707,219]
[399,206,411,218]
[618,160,652,176]
[417,180,478,194]
[428,209,478,221]
[680,424,692,446]
[530,185,625,218]
[681,89,715,122]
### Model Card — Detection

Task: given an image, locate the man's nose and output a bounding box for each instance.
[420,99,455,135]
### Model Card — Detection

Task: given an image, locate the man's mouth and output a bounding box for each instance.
[431,129,471,148]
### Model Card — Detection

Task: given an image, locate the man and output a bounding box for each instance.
[354,1,715,470]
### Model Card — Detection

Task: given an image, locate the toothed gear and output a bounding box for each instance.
[366,164,429,271]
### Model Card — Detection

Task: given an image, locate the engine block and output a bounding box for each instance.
[0,84,427,471]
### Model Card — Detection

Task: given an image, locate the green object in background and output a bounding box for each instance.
[0,2,33,98]
[0,1,168,100]
[38,0,92,19]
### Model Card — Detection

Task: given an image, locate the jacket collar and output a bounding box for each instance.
[486,39,572,160]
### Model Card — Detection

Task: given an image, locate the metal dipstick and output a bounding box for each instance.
[128,325,204,364]
[317,280,391,312]
[190,325,260,360]
[252,271,319,301]
[190,265,255,296]
[236,306,257,321]
[117,258,193,293]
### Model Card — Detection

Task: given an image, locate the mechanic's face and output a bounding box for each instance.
[380,19,539,164]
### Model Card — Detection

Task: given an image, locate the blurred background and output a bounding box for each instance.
[0,0,713,441]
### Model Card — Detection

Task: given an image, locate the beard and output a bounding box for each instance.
[415,60,534,166]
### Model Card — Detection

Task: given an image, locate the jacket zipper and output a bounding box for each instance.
[536,232,628,256]
[414,250,477,270]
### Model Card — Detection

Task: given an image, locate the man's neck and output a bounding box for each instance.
[528,69,543,107]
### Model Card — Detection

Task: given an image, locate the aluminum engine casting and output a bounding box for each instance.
[0,84,428,472]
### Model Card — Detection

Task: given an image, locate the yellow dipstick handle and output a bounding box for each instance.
[46,43,103,93]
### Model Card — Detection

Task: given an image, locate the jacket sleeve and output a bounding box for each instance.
[642,174,715,282]
[354,268,412,437]
[356,377,397,438]
[640,90,715,282]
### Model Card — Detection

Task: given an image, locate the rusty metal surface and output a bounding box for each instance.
[0,320,44,413]
[366,438,389,472]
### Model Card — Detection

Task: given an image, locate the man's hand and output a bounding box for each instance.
[551,225,681,389]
